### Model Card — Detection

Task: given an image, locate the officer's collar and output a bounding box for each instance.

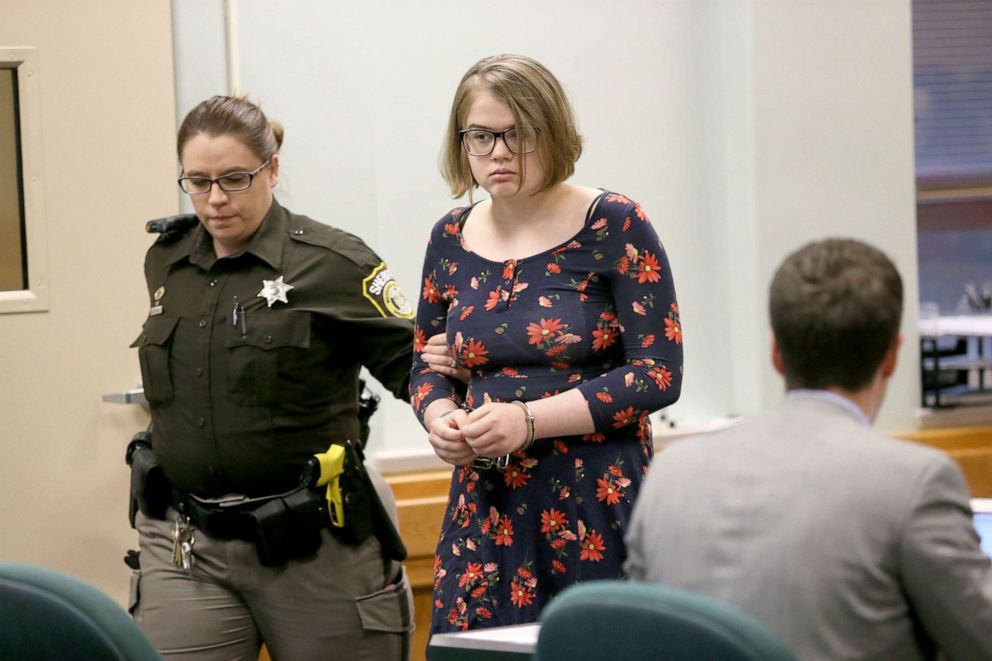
[185,199,287,271]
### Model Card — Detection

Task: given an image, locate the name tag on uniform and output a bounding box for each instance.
[149,305,164,316]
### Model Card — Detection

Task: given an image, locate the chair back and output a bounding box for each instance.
[536,581,796,661]
[0,562,161,660]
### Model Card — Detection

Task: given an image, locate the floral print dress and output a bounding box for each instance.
[410,192,683,634]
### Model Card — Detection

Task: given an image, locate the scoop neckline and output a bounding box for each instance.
[455,190,607,266]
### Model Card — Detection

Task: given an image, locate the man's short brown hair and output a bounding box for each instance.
[769,238,903,391]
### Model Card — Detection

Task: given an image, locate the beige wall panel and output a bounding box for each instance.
[0,0,177,605]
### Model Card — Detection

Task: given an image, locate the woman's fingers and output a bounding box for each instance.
[428,409,476,465]
[423,332,470,383]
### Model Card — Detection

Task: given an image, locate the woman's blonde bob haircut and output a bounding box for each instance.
[441,54,583,199]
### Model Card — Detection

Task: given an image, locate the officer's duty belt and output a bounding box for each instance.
[172,490,281,542]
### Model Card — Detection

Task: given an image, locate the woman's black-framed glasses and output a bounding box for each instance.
[178,159,270,195]
[459,127,540,156]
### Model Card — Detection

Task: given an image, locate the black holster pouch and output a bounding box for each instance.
[339,441,407,563]
[250,488,324,567]
[300,440,407,563]
[333,440,375,546]
[126,430,170,527]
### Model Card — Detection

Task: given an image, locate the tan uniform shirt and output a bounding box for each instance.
[133,200,414,497]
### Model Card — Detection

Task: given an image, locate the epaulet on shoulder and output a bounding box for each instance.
[287,219,343,250]
[146,214,198,244]
[288,220,373,267]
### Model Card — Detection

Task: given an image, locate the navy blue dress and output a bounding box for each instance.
[410,192,683,633]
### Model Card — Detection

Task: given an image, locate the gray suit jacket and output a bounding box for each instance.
[625,395,992,660]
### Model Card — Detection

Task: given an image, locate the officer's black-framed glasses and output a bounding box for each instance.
[458,127,540,157]
[178,159,270,195]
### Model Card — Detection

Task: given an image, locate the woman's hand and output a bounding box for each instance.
[426,407,475,466]
[422,332,470,384]
[461,402,529,458]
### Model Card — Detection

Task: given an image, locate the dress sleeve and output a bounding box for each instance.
[409,217,465,426]
[575,198,683,431]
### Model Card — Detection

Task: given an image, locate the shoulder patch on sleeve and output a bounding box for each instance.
[362,262,414,319]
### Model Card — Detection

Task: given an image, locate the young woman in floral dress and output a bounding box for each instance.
[410,54,683,636]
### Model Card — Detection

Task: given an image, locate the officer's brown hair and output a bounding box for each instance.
[770,238,903,391]
[177,96,283,164]
[440,54,583,200]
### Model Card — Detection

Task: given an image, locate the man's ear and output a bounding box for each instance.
[771,333,785,376]
[881,333,902,378]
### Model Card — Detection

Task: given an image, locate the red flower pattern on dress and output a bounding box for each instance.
[458,562,484,589]
[540,508,568,535]
[636,251,662,284]
[664,315,681,344]
[411,382,433,412]
[527,318,564,345]
[494,516,514,546]
[461,339,489,368]
[413,327,427,352]
[591,327,616,351]
[504,465,530,489]
[422,274,441,303]
[611,406,638,428]
[649,366,673,391]
[510,580,535,608]
[595,477,624,505]
[580,530,606,562]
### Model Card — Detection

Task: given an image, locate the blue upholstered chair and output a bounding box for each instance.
[0,562,160,660]
[536,581,797,661]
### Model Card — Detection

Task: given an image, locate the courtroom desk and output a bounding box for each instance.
[893,426,992,497]
[429,623,539,661]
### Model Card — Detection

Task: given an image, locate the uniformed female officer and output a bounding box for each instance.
[131,96,414,660]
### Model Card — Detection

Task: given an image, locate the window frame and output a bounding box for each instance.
[0,46,49,314]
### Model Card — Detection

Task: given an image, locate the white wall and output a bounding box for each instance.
[0,0,177,603]
[746,0,918,429]
[171,0,920,460]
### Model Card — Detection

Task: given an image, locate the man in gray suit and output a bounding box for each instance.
[625,238,992,660]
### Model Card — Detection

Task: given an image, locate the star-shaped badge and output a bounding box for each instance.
[257,275,294,307]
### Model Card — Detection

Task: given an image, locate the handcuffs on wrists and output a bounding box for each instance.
[468,400,536,471]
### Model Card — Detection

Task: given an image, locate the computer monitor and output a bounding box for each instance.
[973,499,992,558]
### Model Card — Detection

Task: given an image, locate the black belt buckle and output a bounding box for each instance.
[471,454,511,471]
